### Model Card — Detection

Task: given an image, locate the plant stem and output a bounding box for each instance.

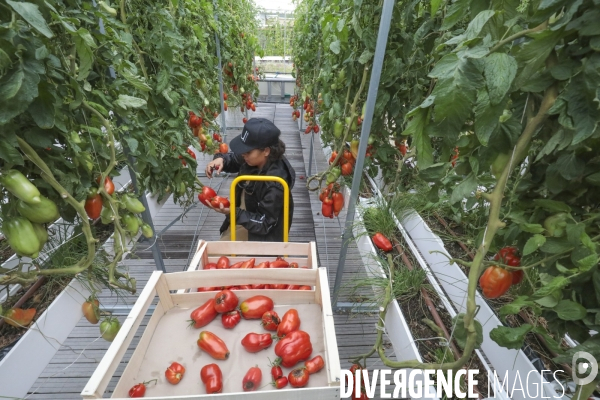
[487,21,547,55]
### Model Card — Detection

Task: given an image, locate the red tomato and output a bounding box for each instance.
[287,285,301,290]
[322,202,333,218]
[273,376,288,389]
[271,365,283,380]
[341,162,353,176]
[240,258,255,268]
[479,266,513,298]
[372,232,393,252]
[216,256,229,269]
[230,261,243,268]
[270,284,288,289]
[189,299,218,328]
[242,366,262,391]
[198,186,217,207]
[277,309,301,337]
[221,310,241,329]
[332,192,344,216]
[240,295,274,319]
[254,261,270,268]
[96,176,115,195]
[186,148,196,160]
[270,257,289,268]
[197,331,229,360]
[241,332,273,352]
[85,192,102,220]
[261,310,280,331]
[203,262,217,270]
[165,362,185,385]
[214,289,238,313]
[210,196,230,209]
[305,355,324,374]
[242,117,248,123]
[128,380,156,398]
[219,143,229,153]
[198,286,218,292]
[512,270,524,284]
[289,262,299,268]
[298,285,312,290]
[201,364,223,394]
[288,367,310,388]
[82,298,99,324]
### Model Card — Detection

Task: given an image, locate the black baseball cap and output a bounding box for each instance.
[229,118,281,154]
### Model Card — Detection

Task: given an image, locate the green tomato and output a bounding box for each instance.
[100,317,121,342]
[122,195,146,214]
[141,223,154,238]
[32,223,48,252]
[367,135,375,145]
[2,217,41,257]
[0,170,41,204]
[122,213,140,235]
[100,205,114,225]
[17,196,60,224]
[543,213,570,237]
[333,120,344,138]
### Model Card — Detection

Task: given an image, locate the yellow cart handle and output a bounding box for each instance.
[229,175,290,242]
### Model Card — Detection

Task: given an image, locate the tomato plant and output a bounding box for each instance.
[294,1,600,397]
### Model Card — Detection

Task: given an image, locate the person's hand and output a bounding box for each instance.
[206,158,224,178]
[206,200,230,215]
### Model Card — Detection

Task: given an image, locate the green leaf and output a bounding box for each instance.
[520,223,545,234]
[431,0,442,15]
[418,162,448,181]
[441,0,471,31]
[402,108,433,168]
[329,40,341,54]
[513,28,564,89]
[531,326,563,354]
[337,18,346,32]
[566,73,600,145]
[524,234,546,255]
[553,336,600,365]
[121,69,151,92]
[554,300,587,321]
[75,36,93,81]
[0,68,39,125]
[123,137,139,155]
[541,238,573,254]
[35,45,49,60]
[554,152,585,180]
[499,296,535,319]
[465,10,496,40]
[585,171,600,186]
[0,69,24,101]
[532,275,570,299]
[533,199,572,213]
[575,254,599,272]
[0,131,24,165]
[484,53,518,105]
[474,89,503,145]
[77,28,97,48]
[6,0,54,39]
[452,313,484,350]
[535,129,565,162]
[115,95,147,109]
[490,324,532,350]
[158,43,173,71]
[27,82,55,129]
[358,50,373,64]
[450,172,477,204]
[535,292,562,308]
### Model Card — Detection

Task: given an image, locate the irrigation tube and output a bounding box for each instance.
[332,0,396,308]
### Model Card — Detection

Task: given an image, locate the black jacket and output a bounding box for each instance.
[214,152,295,242]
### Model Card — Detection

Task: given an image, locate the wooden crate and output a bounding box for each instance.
[81,241,341,399]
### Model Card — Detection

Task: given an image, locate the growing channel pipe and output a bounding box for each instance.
[332,0,396,308]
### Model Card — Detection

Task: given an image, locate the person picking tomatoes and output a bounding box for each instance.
[205,118,295,242]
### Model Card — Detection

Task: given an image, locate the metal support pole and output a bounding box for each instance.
[332,0,396,309]
[125,152,167,273]
[308,129,315,176]
[213,0,227,141]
